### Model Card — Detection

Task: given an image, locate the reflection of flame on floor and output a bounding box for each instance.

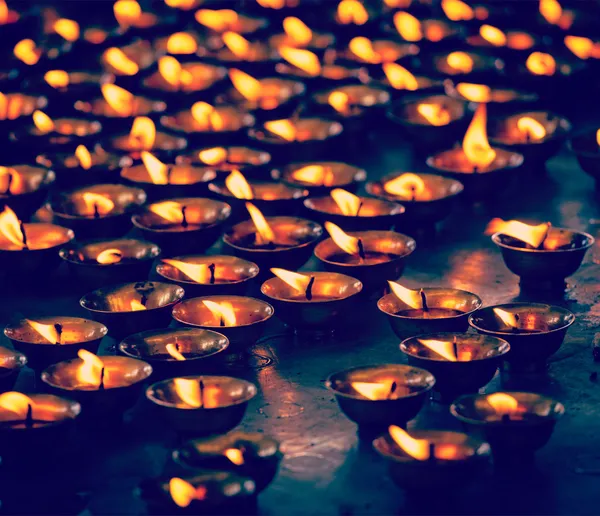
[445,249,498,292]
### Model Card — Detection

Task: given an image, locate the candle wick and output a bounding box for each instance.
[25,403,33,428]
[539,222,551,249]
[387,381,397,400]
[208,263,216,284]
[473,165,479,174]
[181,205,188,228]
[420,289,429,312]
[220,316,225,327]
[410,185,416,202]
[98,367,105,390]
[166,165,172,185]
[512,313,520,333]
[305,276,315,301]
[5,173,13,196]
[428,442,436,462]
[19,221,29,250]
[355,201,363,217]
[93,203,100,219]
[54,323,63,345]
[357,238,366,260]
[140,294,148,307]
[501,413,511,424]
[175,341,180,352]
[452,336,458,361]
[199,379,204,408]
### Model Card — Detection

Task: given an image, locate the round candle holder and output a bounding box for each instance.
[107,129,187,160]
[156,255,259,297]
[4,316,107,371]
[0,164,55,220]
[400,333,510,401]
[223,216,323,272]
[173,431,281,493]
[373,429,490,491]
[261,271,363,333]
[338,39,419,70]
[41,355,152,420]
[177,146,272,180]
[277,161,367,195]
[426,50,504,78]
[314,230,416,294]
[119,327,229,377]
[325,364,435,435]
[0,92,47,128]
[0,347,27,392]
[366,172,464,226]
[12,117,103,153]
[378,288,482,338]
[274,60,366,92]
[469,303,575,371]
[100,39,155,77]
[570,130,600,183]
[132,198,231,256]
[491,227,593,285]
[80,281,185,340]
[451,392,564,462]
[465,29,539,54]
[142,61,227,100]
[369,67,444,101]
[146,375,257,435]
[59,238,160,288]
[444,80,539,113]
[269,30,335,52]
[50,183,147,239]
[35,70,111,106]
[210,40,278,75]
[172,295,274,351]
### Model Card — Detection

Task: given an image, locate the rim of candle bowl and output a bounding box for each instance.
[13,117,104,151]
[172,295,274,351]
[338,39,420,68]
[325,364,435,433]
[121,162,217,201]
[488,111,572,166]
[427,50,505,78]
[73,94,167,122]
[569,129,600,181]
[276,161,367,194]
[443,79,539,108]
[450,391,564,459]
[119,327,229,377]
[311,84,391,120]
[491,227,594,284]
[0,164,55,220]
[80,281,185,340]
[314,230,416,294]
[177,146,273,179]
[107,129,188,159]
[146,375,258,435]
[156,255,259,297]
[0,346,27,393]
[366,172,464,225]
[222,216,323,272]
[372,429,490,491]
[49,183,147,239]
[172,430,281,493]
[209,179,309,218]
[132,197,232,255]
[142,61,228,97]
[303,195,405,231]
[4,316,107,370]
[59,238,161,288]
[468,303,575,370]
[400,332,510,401]
[378,287,482,337]
[261,271,363,333]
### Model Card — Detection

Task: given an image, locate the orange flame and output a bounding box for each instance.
[158,56,184,87]
[270,267,311,293]
[328,91,351,115]
[462,103,496,168]
[0,392,34,419]
[0,167,21,195]
[114,0,142,26]
[387,281,422,309]
[349,37,381,64]
[167,32,198,54]
[0,0,7,24]
[351,380,397,400]
[81,192,115,217]
[141,151,170,185]
[54,18,79,41]
[149,201,185,223]
[246,202,276,245]
[383,173,427,199]
[393,11,422,42]
[447,51,474,73]
[173,378,202,407]
[526,52,556,76]
[129,117,156,151]
[480,24,507,46]
[191,102,225,131]
[487,392,519,413]
[455,83,491,103]
[226,170,253,200]
[103,47,139,76]
[198,147,228,165]
[517,117,546,141]
[162,259,212,283]
[283,17,312,46]
[257,0,285,7]
[169,478,207,508]
[229,69,261,102]
[337,0,368,25]
[101,84,134,117]
[96,248,123,264]
[195,9,238,31]
[202,300,237,326]
[330,188,361,216]
[222,31,251,58]
[75,145,93,170]
[130,299,147,311]
[485,218,550,248]
[383,63,418,91]
[417,339,458,362]
[0,206,25,248]
[14,39,40,65]
[264,119,296,141]
[44,70,69,88]
[279,46,321,76]
[224,448,244,465]
[165,343,186,361]
[493,308,519,329]
[540,0,562,24]
[564,35,596,60]
[26,319,61,344]
[441,0,474,21]
[416,103,451,126]
[76,349,104,387]
[325,221,360,255]
[292,165,335,186]
[33,110,54,133]
[389,425,430,461]
[596,129,600,147]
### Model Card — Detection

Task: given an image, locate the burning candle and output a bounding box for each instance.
[101,42,153,76]
[372,62,441,97]
[0,92,47,126]
[172,295,274,351]
[153,31,202,56]
[445,80,539,106]
[564,35,600,60]
[278,161,367,194]
[132,198,231,255]
[195,8,267,35]
[0,347,26,392]
[142,57,227,96]
[342,36,418,66]
[0,164,55,220]
[213,31,276,67]
[390,11,457,44]
[335,0,371,26]
[146,375,258,434]
[430,50,502,76]
[314,222,416,293]
[270,16,334,50]
[312,84,391,121]
[539,0,573,29]
[467,24,538,51]
[177,146,272,179]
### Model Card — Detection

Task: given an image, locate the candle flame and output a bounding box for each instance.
[349,37,381,64]
[487,392,519,414]
[540,0,562,24]
[0,392,34,419]
[417,339,458,362]
[97,248,123,264]
[114,0,141,26]
[75,145,93,170]
[0,167,21,195]
[222,31,251,59]
[389,425,430,461]
[383,173,427,199]
[393,11,422,42]
[526,52,556,76]
[130,299,147,311]
[328,91,351,115]
[0,0,7,24]
[416,103,451,126]
[202,300,237,326]
[337,0,368,25]
[517,117,546,141]
[162,259,212,283]
[191,102,224,131]
[325,221,360,256]
[166,343,186,361]
[351,380,396,400]
[14,39,40,65]
[33,110,54,134]
[493,308,519,329]
[279,46,321,76]
[480,24,507,46]
[81,192,115,216]
[198,147,227,165]
[455,83,491,103]
[246,202,276,245]
[167,32,198,54]
[173,378,202,407]
[141,151,171,185]
[283,17,312,46]
[44,70,69,88]
[292,165,335,186]
[26,319,61,344]
[441,0,474,21]
[158,56,184,87]
[225,448,245,465]
[76,349,104,387]
[101,84,135,117]
[447,51,474,74]
[129,116,156,151]
[149,201,185,223]
[462,103,496,169]
[169,477,206,508]
[54,18,79,41]
[225,170,253,200]
[509,32,534,50]
[195,9,238,31]
[257,0,285,7]
[229,69,261,102]
[0,206,25,248]
[264,119,296,141]
[387,281,422,309]
[596,129,600,147]
[103,47,139,76]
[485,218,550,248]
[270,268,311,293]
[331,188,361,216]
[382,63,418,91]
[564,35,597,60]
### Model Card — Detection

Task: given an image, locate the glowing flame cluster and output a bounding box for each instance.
[337,0,368,25]
[81,192,115,217]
